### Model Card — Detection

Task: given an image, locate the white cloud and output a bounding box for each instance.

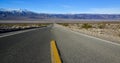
[69,8,120,14]
[13,1,25,4]
[89,8,120,14]
[62,5,72,9]
[34,8,120,14]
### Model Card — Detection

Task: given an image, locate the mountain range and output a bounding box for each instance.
[0,8,120,20]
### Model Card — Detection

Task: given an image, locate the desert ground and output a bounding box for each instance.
[60,22,120,43]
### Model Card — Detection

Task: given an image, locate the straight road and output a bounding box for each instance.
[0,26,53,63]
[52,24,120,63]
[1,24,120,63]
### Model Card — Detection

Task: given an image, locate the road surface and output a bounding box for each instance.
[0,24,120,63]
[52,24,120,63]
[0,26,52,63]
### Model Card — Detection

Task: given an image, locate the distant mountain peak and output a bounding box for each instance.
[0,8,120,20]
[0,8,30,13]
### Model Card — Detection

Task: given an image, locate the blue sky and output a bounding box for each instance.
[0,0,120,14]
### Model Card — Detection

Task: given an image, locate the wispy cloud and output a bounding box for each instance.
[67,8,120,14]
[89,8,120,14]
[62,5,72,9]
[12,1,25,4]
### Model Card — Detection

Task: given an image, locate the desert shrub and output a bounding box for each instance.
[60,23,69,26]
[98,24,106,29]
[118,33,120,37]
[81,23,92,29]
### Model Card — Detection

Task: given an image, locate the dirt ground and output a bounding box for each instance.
[61,23,120,43]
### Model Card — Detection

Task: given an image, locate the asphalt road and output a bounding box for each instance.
[0,26,53,63]
[52,24,120,63]
[0,24,120,63]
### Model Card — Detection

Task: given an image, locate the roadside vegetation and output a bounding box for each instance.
[98,24,106,29]
[0,23,50,33]
[81,23,92,29]
[58,23,69,26]
[59,22,120,42]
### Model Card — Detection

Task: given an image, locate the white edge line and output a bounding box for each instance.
[70,29,120,46]
[0,29,36,38]
[56,24,120,46]
[0,27,46,38]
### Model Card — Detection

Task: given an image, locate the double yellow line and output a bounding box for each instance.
[51,40,62,63]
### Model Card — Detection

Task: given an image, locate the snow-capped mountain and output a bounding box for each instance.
[0,8,39,20]
[0,8,120,20]
[0,8,30,13]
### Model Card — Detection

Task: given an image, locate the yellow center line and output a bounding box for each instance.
[51,40,62,63]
